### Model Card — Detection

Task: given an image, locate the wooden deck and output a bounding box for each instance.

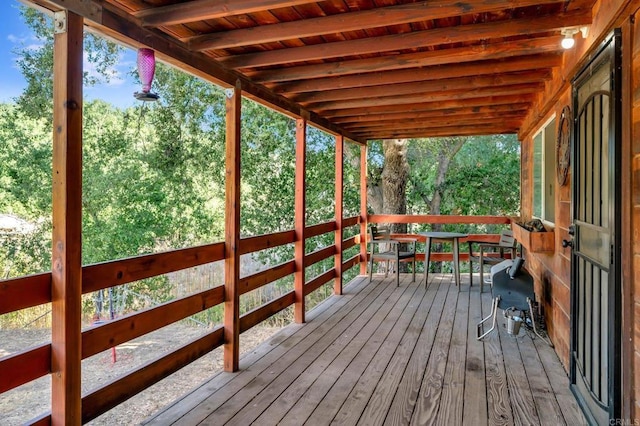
[143,273,586,425]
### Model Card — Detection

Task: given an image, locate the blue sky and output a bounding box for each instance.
[1,0,139,108]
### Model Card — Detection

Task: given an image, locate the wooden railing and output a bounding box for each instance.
[0,216,361,423]
[367,214,512,262]
[0,214,510,423]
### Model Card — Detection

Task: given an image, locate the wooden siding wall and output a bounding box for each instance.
[630,9,640,417]
[520,90,572,369]
[520,0,639,419]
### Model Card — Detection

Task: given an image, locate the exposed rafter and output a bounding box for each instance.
[291,71,550,104]
[187,0,565,51]
[322,95,536,118]
[27,0,595,140]
[308,83,543,112]
[220,11,590,69]
[269,55,562,94]
[136,0,320,27]
[250,36,564,83]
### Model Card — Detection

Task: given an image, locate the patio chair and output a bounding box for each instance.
[476,258,552,346]
[468,229,516,292]
[368,225,416,287]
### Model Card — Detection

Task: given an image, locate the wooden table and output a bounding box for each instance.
[421,232,468,289]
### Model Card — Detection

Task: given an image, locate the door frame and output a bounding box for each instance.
[569,30,622,424]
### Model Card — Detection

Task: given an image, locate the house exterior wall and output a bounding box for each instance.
[630,10,640,417]
[520,91,572,369]
[520,0,639,419]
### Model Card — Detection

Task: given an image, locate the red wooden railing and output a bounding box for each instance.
[0,214,510,423]
[0,215,362,423]
[367,214,512,262]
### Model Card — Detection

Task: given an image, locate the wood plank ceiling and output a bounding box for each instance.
[74,1,595,140]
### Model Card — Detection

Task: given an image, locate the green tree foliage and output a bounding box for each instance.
[1,5,519,325]
[14,7,122,119]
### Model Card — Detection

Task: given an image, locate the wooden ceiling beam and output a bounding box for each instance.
[270,54,561,94]
[323,95,535,118]
[187,0,564,51]
[251,36,564,83]
[292,70,550,104]
[221,10,590,69]
[342,112,528,130]
[136,0,320,27]
[360,125,519,140]
[347,119,524,133]
[333,104,532,124]
[308,83,543,112]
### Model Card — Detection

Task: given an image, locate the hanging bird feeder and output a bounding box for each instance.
[134,48,159,101]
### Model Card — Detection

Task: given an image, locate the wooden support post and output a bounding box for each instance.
[51,10,83,425]
[334,135,344,295]
[224,82,241,372]
[359,144,368,275]
[294,118,307,323]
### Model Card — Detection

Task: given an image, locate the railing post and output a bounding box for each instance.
[294,118,307,323]
[334,135,344,295]
[51,10,83,425]
[224,81,241,372]
[359,144,368,275]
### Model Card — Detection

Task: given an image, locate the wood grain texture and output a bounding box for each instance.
[434,282,470,425]
[238,231,295,255]
[222,277,402,425]
[223,12,587,69]
[304,269,336,296]
[0,344,51,393]
[180,276,392,424]
[224,82,241,372]
[188,0,563,50]
[51,11,84,424]
[294,118,307,324]
[0,273,51,314]
[239,292,296,333]
[142,276,371,425]
[82,243,225,293]
[377,278,452,425]
[145,273,583,425]
[359,145,368,275]
[305,245,337,268]
[369,214,511,225]
[82,328,224,423]
[481,290,514,426]
[462,286,488,426]
[261,275,420,425]
[306,221,337,239]
[335,135,344,295]
[82,286,225,358]
[410,275,459,424]
[238,260,295,295]
[306,278,426,425]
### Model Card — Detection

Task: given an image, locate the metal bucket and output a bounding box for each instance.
[504,312,523,335]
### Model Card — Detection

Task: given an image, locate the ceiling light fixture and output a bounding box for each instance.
[560,27,589,50]
[561,28,579,49]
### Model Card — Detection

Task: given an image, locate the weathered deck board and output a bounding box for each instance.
[277,275,421,425]
[330,276,440,426]
[144,273,584,426]
[462,282,488,426]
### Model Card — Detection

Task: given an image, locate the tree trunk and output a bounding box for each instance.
[381,139,410,271]
[381,139,409,234]
[419,137,466,272]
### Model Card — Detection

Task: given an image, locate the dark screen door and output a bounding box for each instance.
[569,32,621,425]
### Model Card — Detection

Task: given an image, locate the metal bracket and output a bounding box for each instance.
[54,10,67,34]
